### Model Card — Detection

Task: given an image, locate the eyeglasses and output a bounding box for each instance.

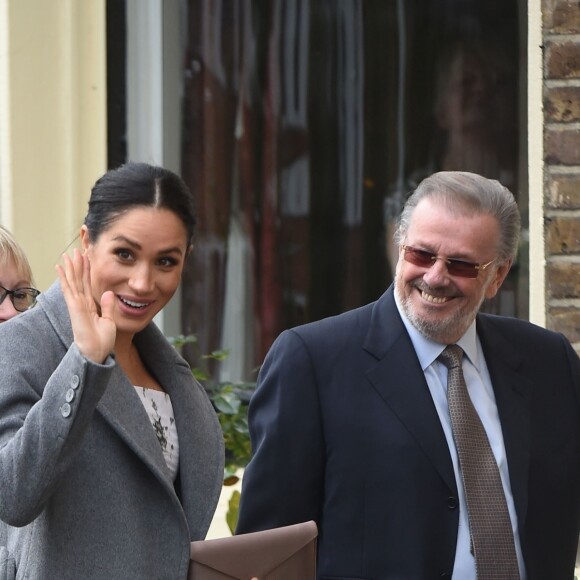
[401,245,495,279]
[0,285,40,312]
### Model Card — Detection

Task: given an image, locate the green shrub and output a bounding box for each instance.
[170,334,256,532]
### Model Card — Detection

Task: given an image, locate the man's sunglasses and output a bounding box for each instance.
[401,245,495,279]
[0,285,40,312]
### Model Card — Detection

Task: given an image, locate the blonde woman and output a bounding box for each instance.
[0,225,39,322]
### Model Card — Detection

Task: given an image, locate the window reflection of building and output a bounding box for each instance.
[181,1,375,381]
[179,1,522,380]
[385,31,520,316]
[433,40,517,188]
[435,40,521,318]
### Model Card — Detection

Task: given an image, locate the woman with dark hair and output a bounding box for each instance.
[0,162,224,579]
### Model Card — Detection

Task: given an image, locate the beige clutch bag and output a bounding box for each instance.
[188,520,318,579]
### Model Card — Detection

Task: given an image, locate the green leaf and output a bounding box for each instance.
[213,392,241,414]
[226,490,241,534]
[192,368,210,381]
[168,334,198,347]
[232,417,249,434]
[223,465,238,481]
[203,349,230,362]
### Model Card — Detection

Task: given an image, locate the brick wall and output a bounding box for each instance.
[543,0,580,353]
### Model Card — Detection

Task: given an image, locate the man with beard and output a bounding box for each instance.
[236,171,580,580]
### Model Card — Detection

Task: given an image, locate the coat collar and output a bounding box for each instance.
[38,281,223,537]
[37,280,75,348]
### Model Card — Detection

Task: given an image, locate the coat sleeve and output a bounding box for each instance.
[0,323,115,527]
[0,546,15,580]
[236,329,326,534]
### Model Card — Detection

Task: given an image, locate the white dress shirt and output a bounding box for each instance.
[394,295,526,579]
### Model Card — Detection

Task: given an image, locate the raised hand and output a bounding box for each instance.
[56,248,116,363]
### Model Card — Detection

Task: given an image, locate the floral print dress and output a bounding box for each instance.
[135,386,180,480]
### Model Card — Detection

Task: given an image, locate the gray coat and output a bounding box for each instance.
[0,281,224,579]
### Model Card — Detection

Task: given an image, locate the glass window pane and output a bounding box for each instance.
[180,0,524,379]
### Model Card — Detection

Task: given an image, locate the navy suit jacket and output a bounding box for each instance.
[237,286,580,579]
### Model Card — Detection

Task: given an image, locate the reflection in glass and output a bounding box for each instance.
[179,0,524,380]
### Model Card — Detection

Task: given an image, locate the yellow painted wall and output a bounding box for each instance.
[0,0,107,290]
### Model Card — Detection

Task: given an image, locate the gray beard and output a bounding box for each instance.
[398,289,485,344]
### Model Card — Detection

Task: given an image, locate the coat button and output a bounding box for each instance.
[447,496,458,509]
[65,388,75,403]
[60,403,72,418]
[70,375,80,389]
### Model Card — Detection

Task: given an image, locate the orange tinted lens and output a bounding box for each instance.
[404,247,479,278]
[404,247,434,267]
[446,259,479,278]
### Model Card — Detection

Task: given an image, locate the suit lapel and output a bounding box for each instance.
[361,289,533,520]
[363,288,457,493]
[477,315,533,529]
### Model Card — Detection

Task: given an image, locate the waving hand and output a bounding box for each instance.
[56,248,116,363]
